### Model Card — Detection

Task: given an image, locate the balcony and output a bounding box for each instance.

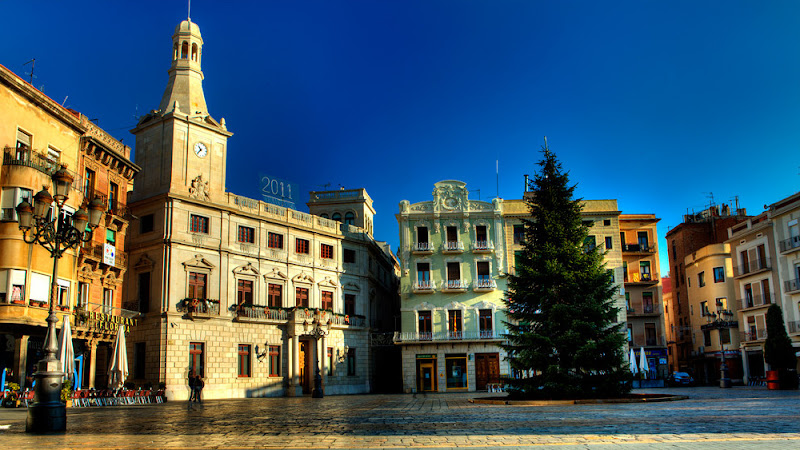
[442,241,464,254]
[625,272,659,285]
[788,321,800,334]
[442,279,467,292]
[741,329,767,342]
[472,241,494,253]
[412,280,434,294]
[411,242,434,254]
[473,278,497,292]
[234,305,288,322]
[178,298,220,319]
[779,235,800,254]
[739,294,774,310]
[2,147,61,176]
[393,330,502,343]
[290,308,366,327]
[785,279,800,294]
[733,259,771,278]
[622,243,655,253]
[80,242,128,268]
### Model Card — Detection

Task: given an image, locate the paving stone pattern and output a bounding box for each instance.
[1,387,799,449]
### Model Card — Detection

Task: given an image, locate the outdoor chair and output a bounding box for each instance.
[20,389,35,407]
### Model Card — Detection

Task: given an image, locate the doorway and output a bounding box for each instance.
[416,357,437,392]
[299,340,310,394]
[475,353,500,390]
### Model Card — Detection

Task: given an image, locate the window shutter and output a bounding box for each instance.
[17,129,31,147]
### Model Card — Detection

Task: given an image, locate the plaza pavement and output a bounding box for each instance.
[1,386,799,449]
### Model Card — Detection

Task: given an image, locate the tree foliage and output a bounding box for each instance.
[764,304,796,370]
[503,145,630,399]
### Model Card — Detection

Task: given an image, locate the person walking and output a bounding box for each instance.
[187,370,196,410]
[194,374,204,406]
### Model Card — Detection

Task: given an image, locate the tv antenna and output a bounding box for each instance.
[23,59,36,85]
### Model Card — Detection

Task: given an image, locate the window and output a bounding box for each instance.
[190,342,205,376]
[344,212,355,225]
[237,279,253,306]
[321,243,334,259]
[627,324,633,343]
[268,232,283,249]
[109,182,119,213]
[238,344,251,377]
[77,282,88,308]
[625,292,632,312]
[134,342,146,379]
[446,262,460,288]
[188,272,207,299]
[416,263,430,287]
[603,219,611,226]
[321,290,333,310]
[138,272,151,314]
[645,323,657,346]
[700,301,709,317]
[620,232,626,247]
[475,225,487,245]
[56,281,69,308]
[320,213,328,219]
[643,292,654,313]
[417,227,429,244]
[477,261,491,288]
[103,288,113,314]
[713,267,725,283]
[479,309,493,337]
[268,283,282,308]
[445,355,467,389]
[84,168,95,200]
[703,329,712,347]
[343,249,356,264]
[140,214,154,233]
[190,214,209,233]
[446,226,458,243]
[639,261,651,281]
[448,310,462,338]
[106,229,116,246]
[347,348,356,376]
[296,287,309,308]
[583,236,596,252]
[332,212,342,222]
[716,297,728,312]
[671,241,677,262]
[344,293,355,316]
[698,271,705,287]
[238,226,255,243]
[608,269,615,283]
[761,279,771,304]
[513,225,525,244]
[269,346,280,376]
[1,187,33,221]
[637,231,649,249]
[418,311,432,339]
[605,236,613,250]
[327,348,334,376]
[719,327,731,345]
[295,238,309,254]
[16,129,31,160]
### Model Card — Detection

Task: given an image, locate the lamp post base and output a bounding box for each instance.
[25,357,65,433]
[719,362,731,389]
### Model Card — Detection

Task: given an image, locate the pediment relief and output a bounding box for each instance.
[233,262,259,276]
[292,272,314,284]
[413,301,436,311]
[134,254,155,271]
[78,264,99,280]
[433,180,468,212]
[102,272,120,288]
[264,267,288,280]
[472,300,498,310]
[318,276,338,287]
[443,300,467,311]
[343,282,361,292]
[183,254,215,270]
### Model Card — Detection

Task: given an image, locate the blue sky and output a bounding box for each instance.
[2,0,799,274]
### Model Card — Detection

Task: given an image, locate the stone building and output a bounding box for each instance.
[0,63,139,389]
[125,19,398,399]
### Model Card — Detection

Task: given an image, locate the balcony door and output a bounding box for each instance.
[418,311,432,340]
[637,231,649,249]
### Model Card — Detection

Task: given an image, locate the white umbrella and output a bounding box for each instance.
[628,348,638,374]
[639,347,650,378]
[108,324,129,389]
[56,315,75,382]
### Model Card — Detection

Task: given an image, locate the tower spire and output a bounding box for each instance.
[158,19,208,116]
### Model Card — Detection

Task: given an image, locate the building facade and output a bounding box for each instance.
[395,181,508,393]
[0,63,139,390]
[768,192,800,356]
[125,19,398,399]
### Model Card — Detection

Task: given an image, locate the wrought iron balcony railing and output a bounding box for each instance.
[472,241,494,252]
[393,330,502,343]
[739,294,774,309]
[785,279,800,294]
[779,235,800,253]
[412,242,434,253]
[734,259,771,277]
[622,243,655,253]
[442,241,464,253]
[443,279,467,291]
[474,279,497,290]
[178,298,220,316]
[413,280,434,292]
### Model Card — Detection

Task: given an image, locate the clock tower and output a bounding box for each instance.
[130,19,232,203]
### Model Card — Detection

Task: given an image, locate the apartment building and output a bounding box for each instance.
[0,63,140,389]
[125,19,398,399]
[620,214,668,378]
[664,204,747,372]
[767,192,800,368]
[683,243,740,384]
[395,180,507,393]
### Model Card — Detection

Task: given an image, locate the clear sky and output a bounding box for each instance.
[3,0,799,274]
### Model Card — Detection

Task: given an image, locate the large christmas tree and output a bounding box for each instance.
[503,143,630,399]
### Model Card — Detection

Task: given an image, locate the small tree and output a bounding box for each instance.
[764,304,797,386]
[503,143,630,399]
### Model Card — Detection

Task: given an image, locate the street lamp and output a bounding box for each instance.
[17,167,103,433]
[717,309,734,388]
[304,315,331,398]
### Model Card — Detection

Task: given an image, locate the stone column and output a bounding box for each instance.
[291,334,300,388]
[14,335,29,388]
[88,339,98,388]
[320,334,327,387]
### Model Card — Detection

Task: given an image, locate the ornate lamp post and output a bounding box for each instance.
[16,167,103,433]
[718,309,734,388]
[304,314,331,398]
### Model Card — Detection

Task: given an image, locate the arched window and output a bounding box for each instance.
[191,43,198,62]
[181,42,189,59]
[173,43,179,61]
[332,213,342,222]
[320,213,329,219]
[344,212,355,226]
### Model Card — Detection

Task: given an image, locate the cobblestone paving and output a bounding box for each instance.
[1,387,799,449]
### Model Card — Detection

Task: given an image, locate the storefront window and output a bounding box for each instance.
[445,354,467,389]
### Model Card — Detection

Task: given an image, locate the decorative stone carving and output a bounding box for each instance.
[134,254,155,271]
[182,254,215,269]
[432,181,468,212]
[292,272,314,284]
[189,175,210,201]
[264,267,287,280]
[233,262,259,276]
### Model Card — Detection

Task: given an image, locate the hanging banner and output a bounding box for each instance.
[104,243,116,266]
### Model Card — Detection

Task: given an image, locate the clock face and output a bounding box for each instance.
[194,142,208,158]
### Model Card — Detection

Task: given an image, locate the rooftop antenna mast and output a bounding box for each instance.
[23,59,36,85]
[188,0,191,21]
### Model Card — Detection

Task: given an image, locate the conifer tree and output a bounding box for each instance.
[503,143,630,399]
